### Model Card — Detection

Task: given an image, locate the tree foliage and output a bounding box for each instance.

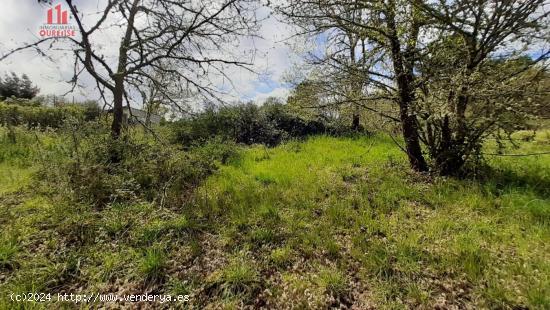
[0,72,40,100]
[280,0,550,175]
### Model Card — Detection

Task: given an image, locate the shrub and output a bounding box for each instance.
[171,102,360,147]
[80,100,102,121]
[60,132,221,208]
[0,102,98,129]
[190,137,241,165]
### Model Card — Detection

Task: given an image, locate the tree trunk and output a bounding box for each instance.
[111,78,124,139]
[436,115,464,176]
[400,108,428,172]
[352,113,360,130]
[435,68,473,175]
[386,2,429,172]
[348,33,361,132]
[110,0,140,139]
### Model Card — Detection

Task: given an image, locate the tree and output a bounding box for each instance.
[279,0,430,171]
[277,0,387,131]
[280,0,549,175]
[416,39,548,174]
[2,0,258,139]
[413,0,549,175]
[287,79,338,121]
[0,72,40,100]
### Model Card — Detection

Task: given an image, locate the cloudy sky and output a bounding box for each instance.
[0,0,298,105]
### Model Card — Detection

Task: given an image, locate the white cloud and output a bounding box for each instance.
[253,87,290,103]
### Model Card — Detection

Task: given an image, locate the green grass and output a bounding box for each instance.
[139,246,167,283]
[0,164,34,196]
[194,134,549,308]
[0,234,18,270]
[316,266,348,296]
[214,255,260,298]
[0,127,549,308]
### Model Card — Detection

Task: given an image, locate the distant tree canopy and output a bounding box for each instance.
[0,72,40,100]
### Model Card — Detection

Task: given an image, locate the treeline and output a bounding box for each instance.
[0,72,39,100]
[0,72,101,129]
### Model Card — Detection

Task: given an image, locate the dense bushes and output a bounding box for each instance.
[2,121,233,210]
[0,100,101,129]
[1,98,361,147]
[2,99,363,209]
[172,102,359,147]
[48,131,237,208]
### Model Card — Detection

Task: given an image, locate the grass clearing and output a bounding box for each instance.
[0,127,549,308]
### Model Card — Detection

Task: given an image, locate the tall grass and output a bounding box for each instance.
[1,126,548,308]
[196,133,549,308]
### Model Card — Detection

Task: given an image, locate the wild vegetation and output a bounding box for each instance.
[278,0,549,175]
[0,0,549,308]
[0,101,549,308]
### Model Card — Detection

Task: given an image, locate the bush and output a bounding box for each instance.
[80,100,103,121]
[190,137,241,165]
[171,102,359,147]
[0,102,98,129]
[62,133,224,208]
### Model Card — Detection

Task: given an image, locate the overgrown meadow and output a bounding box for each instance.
[0,111,548,309]
[1,0,549,308]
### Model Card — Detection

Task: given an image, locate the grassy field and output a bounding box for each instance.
[0,127,549,309]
